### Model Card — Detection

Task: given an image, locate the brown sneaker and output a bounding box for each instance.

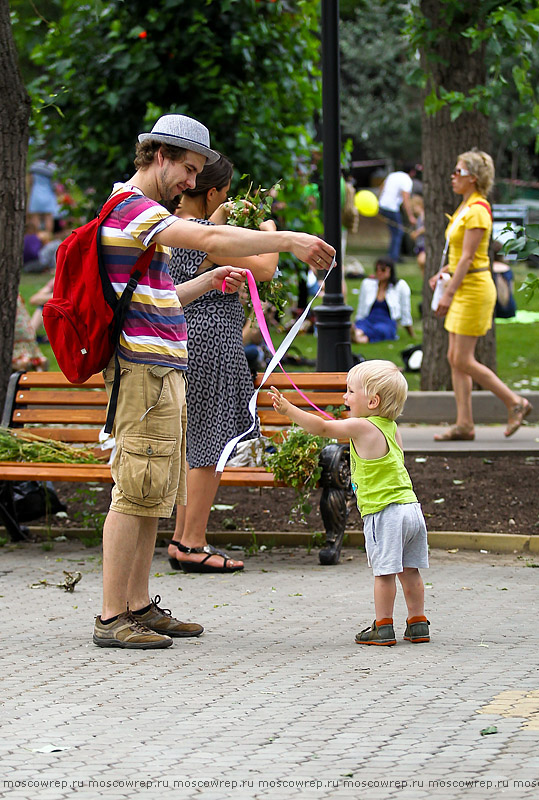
[93,611,173,649]
[133,595,204,638]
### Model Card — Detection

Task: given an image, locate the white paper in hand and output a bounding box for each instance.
[431,273,450,311]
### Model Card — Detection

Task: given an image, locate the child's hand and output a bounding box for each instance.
[268,386,289,415]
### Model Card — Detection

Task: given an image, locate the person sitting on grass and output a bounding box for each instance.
[352,257,414,344]
[268,360,430,647]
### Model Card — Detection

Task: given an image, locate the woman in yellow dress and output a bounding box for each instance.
[429,149,532,440]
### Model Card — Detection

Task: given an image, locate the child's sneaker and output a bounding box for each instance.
[355,619,396,646]
[403,616,430,643]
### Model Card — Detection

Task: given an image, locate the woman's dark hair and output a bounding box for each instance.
[182,153,234,217]
[375,256,397,286]
[184,153,234,197]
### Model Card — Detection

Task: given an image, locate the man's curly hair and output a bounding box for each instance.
[134,140,187,170]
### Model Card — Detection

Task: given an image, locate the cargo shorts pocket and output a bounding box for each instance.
[117,435,177,507]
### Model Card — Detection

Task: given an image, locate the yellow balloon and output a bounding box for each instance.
[354,190,379,217]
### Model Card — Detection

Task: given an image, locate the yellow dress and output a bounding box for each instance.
[444,191,496,337]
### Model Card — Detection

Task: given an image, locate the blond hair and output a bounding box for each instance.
[458,149,495,197]
[347,360,408,420]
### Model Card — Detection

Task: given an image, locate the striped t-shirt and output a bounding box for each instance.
[100,184,187,369]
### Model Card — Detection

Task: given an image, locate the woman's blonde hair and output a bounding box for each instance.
[347,360,408,420]
[458,149,495,197]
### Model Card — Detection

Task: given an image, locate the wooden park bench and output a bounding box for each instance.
[0,371,354,563]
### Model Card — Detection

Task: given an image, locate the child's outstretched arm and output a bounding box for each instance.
[268,386,362,440]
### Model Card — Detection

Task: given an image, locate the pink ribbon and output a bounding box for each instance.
[224,269,334,420]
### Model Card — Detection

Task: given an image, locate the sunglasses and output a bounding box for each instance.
[452,167,470,177]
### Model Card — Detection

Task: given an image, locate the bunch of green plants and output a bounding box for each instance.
[226,178,289,320]
[265,426,330,522]
[226,177,278,229]
[0,429,102,464]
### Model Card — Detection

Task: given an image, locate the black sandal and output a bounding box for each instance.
[167,541,244,574]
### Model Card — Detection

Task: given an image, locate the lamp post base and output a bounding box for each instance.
[315,302,355,372]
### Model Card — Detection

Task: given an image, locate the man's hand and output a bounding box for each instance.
[268,386,290,416]
[291,234,335,271]
[211,266,247,294]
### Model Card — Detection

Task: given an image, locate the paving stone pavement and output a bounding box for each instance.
[0,541,538,800]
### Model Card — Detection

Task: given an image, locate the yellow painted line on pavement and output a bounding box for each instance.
[477,690,539,730]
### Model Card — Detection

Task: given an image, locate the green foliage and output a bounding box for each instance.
[404,0,539,149]
[0,429,102,464]
[340,1,539,183]
[227,176,290,317]
[502,222,539,301]
[71,486,106,537]
[226,176,279,229]
[18,0,322,229]
[339,2,422,162]
[502,223,539,262]
[266,426,329,522]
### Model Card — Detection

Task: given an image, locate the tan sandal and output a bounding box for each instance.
[505,398,533,438]
[434,425,475,441]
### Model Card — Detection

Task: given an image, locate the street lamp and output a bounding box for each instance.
[315,0,354,372]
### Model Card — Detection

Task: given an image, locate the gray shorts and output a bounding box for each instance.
[363,502,429,577]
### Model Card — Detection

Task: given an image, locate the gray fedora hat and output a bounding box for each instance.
[138,114,219,164]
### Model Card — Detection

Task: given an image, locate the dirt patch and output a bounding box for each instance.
[27,454,539,536]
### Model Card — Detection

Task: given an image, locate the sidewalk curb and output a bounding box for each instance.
[6,526,538,555]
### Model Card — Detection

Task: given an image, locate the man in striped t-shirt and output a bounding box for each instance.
[93,114,335,650]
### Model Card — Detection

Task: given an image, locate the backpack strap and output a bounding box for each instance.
[103,244,156,434]
[95,190,159,434]
[97,191,138,222]
[470,200,493,219]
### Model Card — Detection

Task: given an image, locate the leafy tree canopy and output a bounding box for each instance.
[340,0,539,180]
[15,0,322,237]
[340,2,422,163]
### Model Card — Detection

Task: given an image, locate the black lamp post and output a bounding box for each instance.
[315,0,354,372]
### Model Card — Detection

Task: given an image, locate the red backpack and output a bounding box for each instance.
[43,191,156,432]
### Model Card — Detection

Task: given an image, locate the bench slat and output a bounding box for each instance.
[0,461,113,482]
[220,471,281,487]
[15,390,108,407]
[255,372,346,390]
[13,429,102,443]
[0,461,280,487]
[258,408,340,426]
[18,373,105,388]
[12,409,107,424]
[15,371,347,390]
[256,391,345,408]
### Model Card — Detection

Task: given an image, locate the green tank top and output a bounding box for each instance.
[350,416,417,516]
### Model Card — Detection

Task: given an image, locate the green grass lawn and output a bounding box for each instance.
[18,244,539,392]
[272,238,539,391]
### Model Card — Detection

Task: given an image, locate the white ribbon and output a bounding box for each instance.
[215,260,336,473]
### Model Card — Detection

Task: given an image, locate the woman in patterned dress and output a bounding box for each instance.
[166,155,279,572]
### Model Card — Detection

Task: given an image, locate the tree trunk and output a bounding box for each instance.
[0,0,31,412]
[420,0,496,390]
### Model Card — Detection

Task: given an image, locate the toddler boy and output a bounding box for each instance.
[269,360,429,646]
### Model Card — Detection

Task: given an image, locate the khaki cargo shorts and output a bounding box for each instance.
[103,357,187,518]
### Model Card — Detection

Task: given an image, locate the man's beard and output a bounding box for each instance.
[161,194,181,214]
